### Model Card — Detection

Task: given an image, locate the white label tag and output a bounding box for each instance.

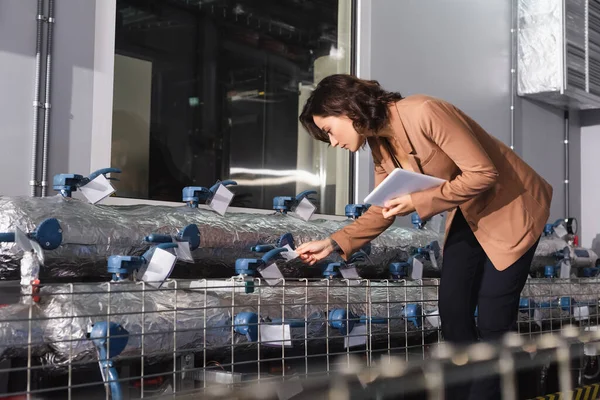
[294,197,316,221]
[425,309,441,328]
[141,248,177,287]
[175,240,194,263]
[559,260,571,279]
[30,240,45,266]
[15,227,33,253]
[276,376,303,400]
[260,324,292,347]
[344,324,368,348]
[339,266,361,279]
[574,306,590,321]
[280,244,299,261]
[429,214,445,234]
[533,309,543,329]
[554,223,568,239]
[428,250,438,270]
[259,262,284,286]
[411,258,423,280]
[208,184,234,216]
[79,175,115,204]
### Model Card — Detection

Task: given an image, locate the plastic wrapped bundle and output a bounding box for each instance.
[0,196,441,281]
[0,278,440,371]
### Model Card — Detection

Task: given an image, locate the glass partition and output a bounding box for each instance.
[112,0,354,214]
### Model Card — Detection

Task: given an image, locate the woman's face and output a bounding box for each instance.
[313,115,366,152]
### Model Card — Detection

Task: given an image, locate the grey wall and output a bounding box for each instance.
[368,0,581,231]
[0,0,97,197]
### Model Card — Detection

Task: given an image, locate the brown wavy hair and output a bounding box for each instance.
[299,74,404,143]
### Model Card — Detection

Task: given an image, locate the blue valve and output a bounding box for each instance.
[144,224,201,251]
[538,297,573,312]
[583,266,600,277]
[544,218,569,236]
[251,233,296,253]
[411,213,428,229]
[182,180,237,208]
[273,190,317,214]
[328,309,387,335]
[544,265,560,278]
[234,312,259,342]
[519,298,536,317]
[53,168,121,198]
[0,218,63,251]
[108,242,178,281]
[389,261,411,280]
[89,322,129,400]
[402,304,422,328]
[345,204,371,219]
[323,262,342,279]
[415,241,441,259]
[235,247,288,276]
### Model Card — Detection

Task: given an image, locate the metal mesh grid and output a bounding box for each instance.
[2,276,600,399]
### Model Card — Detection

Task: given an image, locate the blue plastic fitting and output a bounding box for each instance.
[145,224,201,251]
[389,261,411,279]
[235,247,288,276]
[0,218,63,251]
[272,190,317,213]
[234,312,259,342]
[89,321,129,400]
[328,309,387,335]
[108,242,178,281]
[402,304,422,327]
[323,263,342,278]
[53,168,121,198]
[544,265,559,278]
[538,297,573,312]
[519,298,536,317]
[415,241,441,260]
[543,218,567,236]
[182,180,237,208]
[345,204,371,219]
[269,318,306,328]
[411,213,428,229]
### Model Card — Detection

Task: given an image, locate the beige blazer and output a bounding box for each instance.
[330,95,553,271]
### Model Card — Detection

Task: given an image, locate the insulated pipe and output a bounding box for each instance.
[30,0,46,197]
[41,0,55,197]
[564,110,570,218]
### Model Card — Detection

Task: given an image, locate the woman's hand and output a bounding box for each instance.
[382,194,416,219]
[296,239,335,265]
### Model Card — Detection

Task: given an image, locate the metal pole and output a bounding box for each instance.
[564,110,570,218]
[41,0,55,197]
[30,0,46,197]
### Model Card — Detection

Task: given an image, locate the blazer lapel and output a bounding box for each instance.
[388,104,424,174]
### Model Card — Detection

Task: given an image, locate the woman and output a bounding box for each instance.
[295,74,552,399]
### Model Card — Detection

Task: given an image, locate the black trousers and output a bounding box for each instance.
[439,208,539,400]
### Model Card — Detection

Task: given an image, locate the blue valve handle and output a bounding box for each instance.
[145,224,200,251]
[345,204,371,219]
[411,213,428,229]
[251,244,275,253]
[183,180,237,207]
[269,318,305,328]
[261,247,288,263]
[89,322,129,400]
[328,309,387,335]
[234,312,259,342]
[278,232,295,249]
[0,232,15,243]
[296,190,317,202]
[87,168,121,182]
[0,218,62,251]
[323,262,342,278]
[273,191,317,213]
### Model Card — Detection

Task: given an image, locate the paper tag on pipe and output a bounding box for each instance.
[293,197,316,221]
[141,248,177,287]
[411,258,424,280]
[574,306,590,321]
[425,309,441,328]
[79,175,116,204]
[30,240,45,266]
[280,244,299,261]
[175,240,194,263]
[344,324,368,348]
[428,250,438,270]
[559,260,571,279]
[259,262,284,286]
[339,266,361,279]
[260,324,292,347]
[429,214,445,234]
[15,228,33,253]
[208,184,234,216]
[533,309,543,329]
[554,224,568,239]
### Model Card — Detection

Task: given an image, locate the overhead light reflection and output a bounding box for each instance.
[230,167,321,186]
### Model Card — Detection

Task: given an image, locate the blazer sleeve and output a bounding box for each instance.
[410,100,499,220]
[329,163,395,261]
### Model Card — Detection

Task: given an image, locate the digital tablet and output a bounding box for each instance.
[363,168,446,207]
